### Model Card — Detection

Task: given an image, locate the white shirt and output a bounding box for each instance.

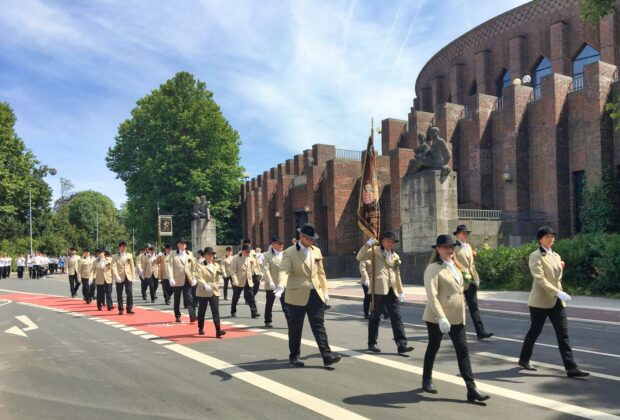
[442,259,462,285]
[17,258,25,267]
[542,246,553,256]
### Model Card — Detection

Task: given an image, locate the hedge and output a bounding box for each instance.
[475,234,620,297]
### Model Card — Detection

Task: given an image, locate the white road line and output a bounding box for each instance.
[121,327,137,331]
[140,334,159,340]
[476,352,620,382]
[260,331,620,420]
[130,330,148,335]
[164,343,368,420]
[152,339,174,345]
[326,309,620,359]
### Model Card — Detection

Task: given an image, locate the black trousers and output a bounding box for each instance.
[223,276,232,299]
[149,276,159,301]
[231,283,258,315]
[464,283,487,336]
[423,322,475,387]
[252,275,261,296]
[197,296,221,332]
[368,288,408,347]
[519,300,577,370]
[173,281,196,319]
[362,284,390,318]
[97,283,114,310]
[28,267,33,278]
[162,279,172,303]
[287,290,332,360]
[69,274,80,296]
[17,266,24,278]
[115,278,133,312]
[140,276,149,299]
[265,290,276,323]
[90,281,96,299]
[32,265,40,279]
[81,277,92,302]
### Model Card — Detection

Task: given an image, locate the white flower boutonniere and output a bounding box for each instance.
[392,256,401,268]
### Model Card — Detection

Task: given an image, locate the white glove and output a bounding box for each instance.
[399,292,406,302]
[366,238,376,247]
[138,268,144,277]
[274,285,285,298]
[169,278,176,287]
[114,276,121,284]
[269,281,275,290]
[438,317,451,334]
[191,278,198,287]
[204,284,213,293]
[324,293,330,302]
[363,279,370,288]
[557,291,572,303]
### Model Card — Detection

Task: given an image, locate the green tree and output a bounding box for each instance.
[0,102,53,242]
[581,0,615,22]
[106,72,244,246]
[579,168,620,233]
[53,191,128,251]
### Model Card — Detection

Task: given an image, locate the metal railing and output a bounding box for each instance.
[494,96,504,111]
[458,209,502,220]
[335,148,363,161]
[571,74,584,92]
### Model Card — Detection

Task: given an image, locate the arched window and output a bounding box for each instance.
[496,69,512,97]
[572,44,600,90]
[533,57,552,100]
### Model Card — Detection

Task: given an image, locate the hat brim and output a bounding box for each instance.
[432,242,458,249]
[453,230,471,235]
[381,237,399,243]
[297,227,319,240]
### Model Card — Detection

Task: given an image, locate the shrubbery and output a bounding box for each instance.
[476,234,620,297]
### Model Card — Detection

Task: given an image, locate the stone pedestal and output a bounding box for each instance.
[191,219,217,252]
[400,170,458,253]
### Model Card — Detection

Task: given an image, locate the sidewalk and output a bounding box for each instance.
[327,277,620,324]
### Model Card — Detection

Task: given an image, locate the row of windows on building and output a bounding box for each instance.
[467,44,601,99]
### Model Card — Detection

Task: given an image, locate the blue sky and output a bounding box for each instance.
[0,0,528,208]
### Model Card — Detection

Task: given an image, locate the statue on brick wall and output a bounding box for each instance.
[192,195,211,221]
[410,126,451,176]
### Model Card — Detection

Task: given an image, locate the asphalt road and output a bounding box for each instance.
[1,275,619,420]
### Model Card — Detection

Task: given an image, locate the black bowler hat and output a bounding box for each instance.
[453,224,472,235]
[432,234,458,248]
[271,235,283,244]
[203,247,215,254]
[177,238,189,244]
[118,241,127,247]
[241,244,251,251]
[164,244,171,249]
[536,226,556,240]
[297,223,319,240]
[380,231,399,242]
[242,238,252,244]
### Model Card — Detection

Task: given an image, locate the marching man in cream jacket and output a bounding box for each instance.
[167,238,197,323]
[111,241,136,315]
[518,226,589,377]
[193,247,226,338]
[357,231,413,355]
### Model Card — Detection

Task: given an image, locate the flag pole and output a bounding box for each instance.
[370,118,377,313]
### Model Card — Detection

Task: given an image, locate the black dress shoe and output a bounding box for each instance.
[127,310,134,314]
[467,387,490,402]
[518,360,537,371]
[567,368,590,378]
[165,300,170,305]
[289,358,305,367]
[251,313,261,319]
[175,317,181,323]
[264,322,273,328]
[230,312,236,317]
[198,329,205,335]
[190,316,196,323]
[323,353,341,366]
[397,345,414,354]
[422,379,438,394]
[477,332,494,340]
[216,330,226,338]
[368,344,381,353]
[118,310,124,315]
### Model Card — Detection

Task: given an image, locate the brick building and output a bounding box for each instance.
[241,0,620,259]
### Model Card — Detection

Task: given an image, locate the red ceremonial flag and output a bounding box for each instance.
[357,123,380,239]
